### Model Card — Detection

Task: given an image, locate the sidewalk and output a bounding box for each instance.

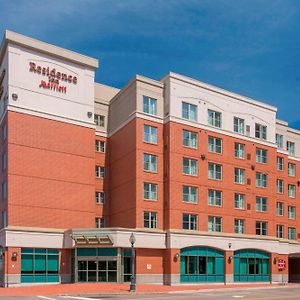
[0,282,297,297]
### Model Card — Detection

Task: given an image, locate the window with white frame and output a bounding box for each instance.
[144,211,157,228]
[182,130,198,148]
[288,184,296,198]
[182,185,198,203]
[144,153,158,172]
[95,217,105,228]
[276,157,284,171]
[208,163,222,180]
[256,221,268,236]
[234,219,245,234]
[208,189,222,206]
[288,206,296,220]
[276,202,284,216]
[208,216,222,232]
[95,192,105,204]
[208,136,222,154]
[182,213,197,230]
[287,141,295,156]
[208,109,222,128]
[95,140,105,152]
[182,157,198,176]
[276,134,283,149]
[234,193,245,209]
[256,172,268,188]
[94,114,105,127]
[256,196,268,212]
[256,148,268,163]
[255,123,267,140]
[276,179,284,194]
[233,117,245,134]
[95,166,105,178]
[276,225,284,239]
[288,163,296,177]
[234,168,245,184]
[144,183,158,200]
[143,96,157,115]
[143,125,158,144]
[234,143,245,159]
[182,102,197,121]
[288,227,296,240]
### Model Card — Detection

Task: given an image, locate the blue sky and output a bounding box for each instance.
[1,0,300,127]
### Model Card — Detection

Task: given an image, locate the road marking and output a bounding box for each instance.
[233,296,245,299]
[59,296,102,300]
[38,296,57,300]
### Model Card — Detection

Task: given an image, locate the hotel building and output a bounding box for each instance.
[0,30,299,286]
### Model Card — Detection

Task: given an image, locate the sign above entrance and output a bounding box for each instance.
[71,233,113,245]
[278,259,286,271]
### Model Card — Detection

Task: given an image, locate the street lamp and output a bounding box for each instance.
[129,232,136,292]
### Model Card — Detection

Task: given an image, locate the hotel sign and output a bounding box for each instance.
[29,62,78,94]
[0,69,5,99]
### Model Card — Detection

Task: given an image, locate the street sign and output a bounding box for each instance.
[278,259,286,271]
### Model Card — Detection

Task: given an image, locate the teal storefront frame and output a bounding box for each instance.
[234,249,270,282]
[180,247,224,283]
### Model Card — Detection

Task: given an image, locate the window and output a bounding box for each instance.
[182,130,197,148]
[276,202,284,216]
[256,221,268,236]
[2,152,7,171]
[95,166,105,178]
[182,157,198,176]
[208,189,222,206]
[276,179,284,194]
[95,192,105,204]
[208,216,222,232]
[276,134,283,149]
[182,102,197,121]
[234,219,245,234]
[183,186,198,203]
[144,183,157,200]
[1,124,7,142]
[95,140,105,152]
[2,210,7,228]
[234,168,245,184]
[208,136,222,154]
[233,117,245,134]
[94,114,105,127]
[234,193,245,209]
[95,217,105,228]
[144,211,157,228]
[256,172,268,188]
[144,125,158,144]
[208,109,221,128]
[208,163,222,180]
[143,96,157,115]
[288,206,296,220]
[276,157,284,171]
[256,197,268,212]
[2,181,7,200]
[288,227,296,240]
[144,153,157,172]
[234,143,245,159]
[287,141,295,156]
[288,184,296,198]
[182,213,197,230]
[288,163,296,177]
[256,148,268,163]
[255,123,267,140]
[276,225,284,239]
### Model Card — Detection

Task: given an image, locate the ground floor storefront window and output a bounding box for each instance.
[180,247,224,282]
[234,249,270,282]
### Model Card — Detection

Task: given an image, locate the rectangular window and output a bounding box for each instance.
[256,148,268,163]
[234,219,245,234]
[95,192,105,204]
[182,102,197,121]
[143,125,158,144]
[276,157,284,171]
[208,163,222,180]
[276,134,283,149]
[234,168,245,184]
[2,181,7,200]
[234,143,245,159]
[256,196,268,212]
[234,117,245,134]
[94,114,105,127]
[208,189,222,206]
[2,210,7,228]
[256,221,268,236]
[234,193,245,209]
[182,213,198,230]
[182,185,198,203]
[208,109,221,128]
[95,217,105,228]
[2,152,7,171]
[288,163,296,177]
[276,179,284,194]
[182,130,198,148]
[95,140,105,152]
[144,183,158,200]
[208,136,222,154]
[255,123,267,140]
[144,211,157,228]
[288,206,296,220]
[208,216,222,232]
[1,124,7,142]
[288,184,296,198]
[143,96,157,115]
[95,166,105,178]
[287,141,295,156]
[256,172,268,188]
[276,202,284,216]
[183,157,198,176]
[288,227,296,240]
[276,225,284,239]
[144,153,158,172]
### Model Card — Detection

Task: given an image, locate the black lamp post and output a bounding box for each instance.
[129,232,136,292]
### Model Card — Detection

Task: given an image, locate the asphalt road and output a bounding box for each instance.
[2,285,300,300]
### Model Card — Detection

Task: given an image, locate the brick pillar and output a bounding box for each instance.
[60,249,72,283]
[163,248,180,285]
[225,250,234,284]
[4,247,21,286]
[271,253,289,283]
